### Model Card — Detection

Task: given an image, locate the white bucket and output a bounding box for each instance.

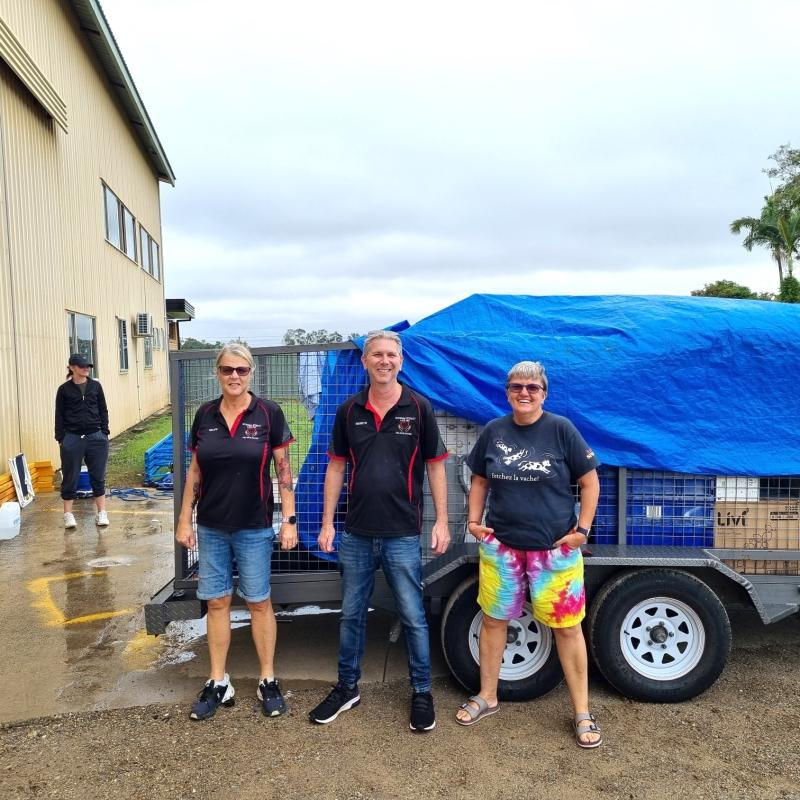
[0,501,21,540]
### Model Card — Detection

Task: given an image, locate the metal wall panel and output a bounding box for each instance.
[0,0,170,469]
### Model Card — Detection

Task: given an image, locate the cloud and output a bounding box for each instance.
[101,0,800,343]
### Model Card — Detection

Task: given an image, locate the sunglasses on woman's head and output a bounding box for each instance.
[218,366,251,376]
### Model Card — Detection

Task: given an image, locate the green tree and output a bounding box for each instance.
[778,275,800,303]
[730,196,800,284]
[181,336,249,350]
[282,329,345,345]
[691,280,758,299]
[764,144,800,213]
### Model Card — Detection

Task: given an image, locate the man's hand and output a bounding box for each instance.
[175,519,196,550]
[280,521,298,550]
[430,520,451,555]
[318,522,336,553]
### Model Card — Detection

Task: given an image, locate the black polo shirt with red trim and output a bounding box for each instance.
[191,393,294,531]
[329,384,448,537]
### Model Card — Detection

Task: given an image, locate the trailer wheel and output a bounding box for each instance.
[588,569,731,702]
[440,575,563,701]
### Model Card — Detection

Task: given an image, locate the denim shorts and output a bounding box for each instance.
[196,525,275,602]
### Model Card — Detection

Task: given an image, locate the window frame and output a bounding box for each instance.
[66,311,98,378]
[143,334,153,369]
[103,184,122,250]
[117,318,129,372]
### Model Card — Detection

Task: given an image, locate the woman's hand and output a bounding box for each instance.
[175,518,196,550]
[279,521,298,550]
[552,528,587,550]
[467,521,494,542]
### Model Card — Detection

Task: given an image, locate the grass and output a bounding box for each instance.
[274,397,315,468]
[106,408,173,488]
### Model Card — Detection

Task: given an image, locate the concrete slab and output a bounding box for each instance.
[0,492,446,724]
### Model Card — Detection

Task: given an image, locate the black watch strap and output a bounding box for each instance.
[576,525,590,536]
[283,515,297,525]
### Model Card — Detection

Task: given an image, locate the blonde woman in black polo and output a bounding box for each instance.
[175,342,298,721]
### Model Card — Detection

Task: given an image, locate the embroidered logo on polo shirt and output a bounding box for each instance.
[242,423,261,440]
[396,417,415,435]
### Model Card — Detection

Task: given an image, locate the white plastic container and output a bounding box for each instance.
[0,501,21,540]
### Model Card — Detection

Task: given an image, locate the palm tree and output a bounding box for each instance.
[730,196,800,283]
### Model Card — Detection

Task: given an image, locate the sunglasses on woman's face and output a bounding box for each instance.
[507,382,544,394]
[218,366,251,376]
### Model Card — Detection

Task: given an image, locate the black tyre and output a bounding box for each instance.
[440,575,563,701]
[587,569,731,702]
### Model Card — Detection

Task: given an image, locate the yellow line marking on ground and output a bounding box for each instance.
[26,571,135,627]
[123,628,166,670]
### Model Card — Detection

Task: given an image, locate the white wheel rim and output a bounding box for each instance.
[468,604,553,680]
[619,596,706,681]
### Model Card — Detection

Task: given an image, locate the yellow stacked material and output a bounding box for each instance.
[0,472,15,503]
[30,460,55,493]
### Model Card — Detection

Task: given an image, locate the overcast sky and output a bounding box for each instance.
[100,0,800,345]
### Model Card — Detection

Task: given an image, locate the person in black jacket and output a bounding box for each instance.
[55,353,110,529]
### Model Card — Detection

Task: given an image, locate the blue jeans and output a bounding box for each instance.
[196,525,275,602]
[337,531,431,693]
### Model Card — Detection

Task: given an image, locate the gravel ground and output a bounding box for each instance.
[3,628,800,800]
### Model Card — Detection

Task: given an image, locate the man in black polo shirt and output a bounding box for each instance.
[309,330,450,732]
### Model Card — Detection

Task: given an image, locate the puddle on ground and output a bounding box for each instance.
[87,556,135,568]
[154,606,342,667]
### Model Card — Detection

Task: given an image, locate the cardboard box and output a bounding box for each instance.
[714,500,800,575]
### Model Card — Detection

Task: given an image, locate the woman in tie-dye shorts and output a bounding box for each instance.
[455,361,604,748]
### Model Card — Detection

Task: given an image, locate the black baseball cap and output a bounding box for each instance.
[68,353,93,368]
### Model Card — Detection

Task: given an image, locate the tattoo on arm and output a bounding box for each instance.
[191,480,200,508]
[276,455,294,493]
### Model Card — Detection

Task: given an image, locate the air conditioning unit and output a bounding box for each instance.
[135,312,153,337]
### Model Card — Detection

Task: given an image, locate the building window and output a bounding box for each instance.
[123,207,137,261]
[138,226,161,282]
[118,318,129,371]
[151,240,160,281]
[104,185,121,249]
[144,334,153,369]
[140,226,150,274]
[103,183,138,263]
[67,311,97,377]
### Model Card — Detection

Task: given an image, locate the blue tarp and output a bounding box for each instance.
[397,294,800,476]
[295,294,800,557]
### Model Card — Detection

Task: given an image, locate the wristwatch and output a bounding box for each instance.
[282,515,297,525]
[576,525,590,537]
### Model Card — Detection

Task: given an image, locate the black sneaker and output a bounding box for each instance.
[409,691,436,731]
[190,676,235,720]
[257,678,287,717]
[308,682,360,724]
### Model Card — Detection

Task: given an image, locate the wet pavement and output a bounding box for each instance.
[0,492,446,724]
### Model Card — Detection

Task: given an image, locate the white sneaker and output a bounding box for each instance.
[64,512,77,529]
[96,510,110,527]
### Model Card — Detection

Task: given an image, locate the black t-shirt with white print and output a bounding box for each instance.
[466,412,600,550]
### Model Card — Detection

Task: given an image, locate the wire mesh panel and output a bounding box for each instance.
[712,475,800,575]
[626,471,715,547]
[170,346,800,586]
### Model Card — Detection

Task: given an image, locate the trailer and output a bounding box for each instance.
[146,295,800,703]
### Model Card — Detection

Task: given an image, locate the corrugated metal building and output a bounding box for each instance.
[0,0,175,468]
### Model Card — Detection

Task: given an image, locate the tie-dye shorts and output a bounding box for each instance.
[477,534,585,627]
